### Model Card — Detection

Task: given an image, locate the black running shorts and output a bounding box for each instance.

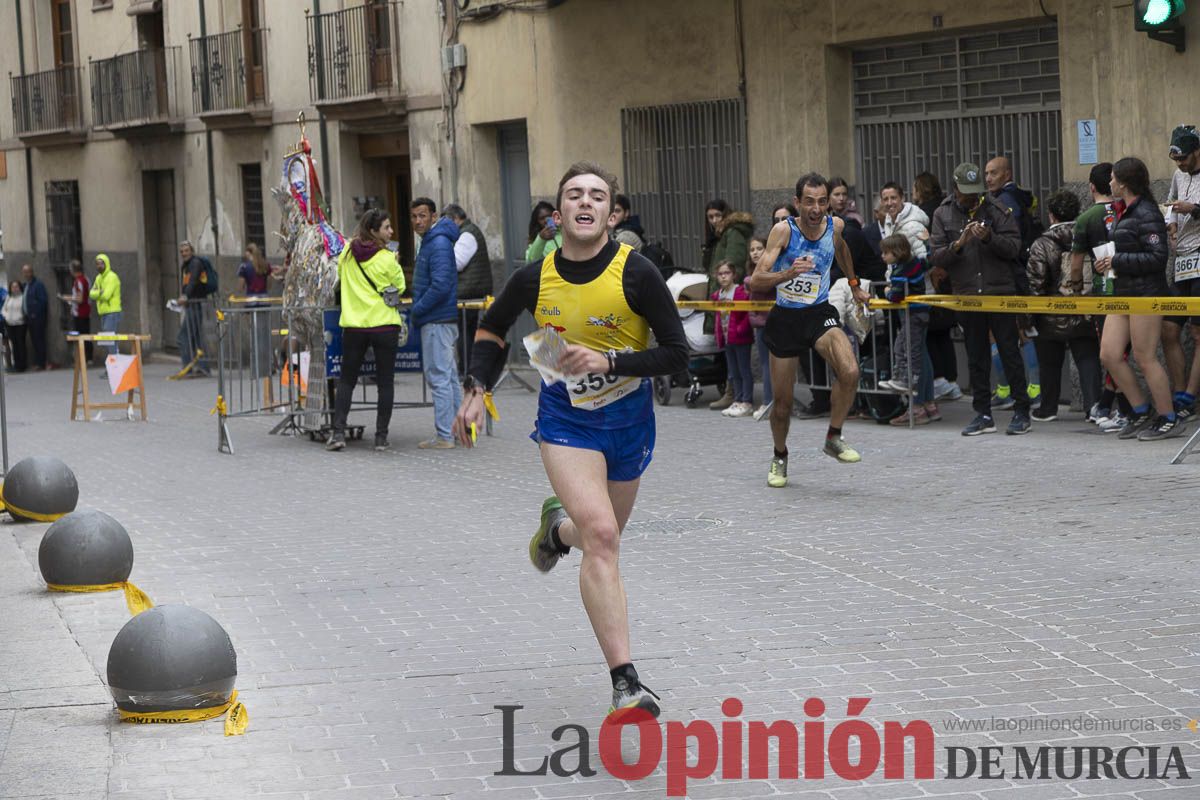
[763,302,842,358]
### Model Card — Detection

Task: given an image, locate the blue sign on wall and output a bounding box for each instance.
[1077,119,1098,165]
[324,308,422,378]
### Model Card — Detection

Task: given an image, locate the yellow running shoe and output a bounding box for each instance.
[767,456,788,488]
[529,496,568,572]
[823,437,861,463]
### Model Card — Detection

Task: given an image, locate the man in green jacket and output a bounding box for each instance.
[89,254,122,364]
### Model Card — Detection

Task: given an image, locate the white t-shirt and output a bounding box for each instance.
[1166,168,1200,256]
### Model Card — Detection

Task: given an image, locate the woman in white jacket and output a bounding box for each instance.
[880,182,930,260]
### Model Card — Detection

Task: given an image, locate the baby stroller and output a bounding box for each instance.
[652,272,727,407]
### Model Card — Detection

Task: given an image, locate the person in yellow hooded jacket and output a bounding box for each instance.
[89,254,122,363]
[327,208,407,452]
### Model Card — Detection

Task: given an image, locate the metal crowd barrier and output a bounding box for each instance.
[685,293,1200,463]
[214,298,503,453]
[676,297,923,428]
[168,296,221,379]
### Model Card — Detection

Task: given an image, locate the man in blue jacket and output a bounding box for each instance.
[20,264,50,370]
[410,197,462,448]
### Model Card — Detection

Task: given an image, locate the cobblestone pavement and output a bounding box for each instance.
[1,360,1199,799]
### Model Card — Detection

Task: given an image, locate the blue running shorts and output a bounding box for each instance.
[530,414,656,482]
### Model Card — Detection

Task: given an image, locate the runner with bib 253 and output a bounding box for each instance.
[749,172,872,488]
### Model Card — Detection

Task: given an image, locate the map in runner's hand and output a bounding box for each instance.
[524,326,578,385]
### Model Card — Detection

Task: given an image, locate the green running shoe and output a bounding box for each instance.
[609,678,661,718]
[823,436,861,463]
[767,456,788,488]
[529,496,568,572]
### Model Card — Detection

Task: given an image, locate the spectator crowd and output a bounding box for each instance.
[8,122,1200,450]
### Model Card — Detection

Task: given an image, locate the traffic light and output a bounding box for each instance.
[1134,0,1186,51]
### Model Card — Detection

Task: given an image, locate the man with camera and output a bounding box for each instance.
[929,162,1029,437]
[410,197,462,449]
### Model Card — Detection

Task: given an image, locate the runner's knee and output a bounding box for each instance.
[578,517,621,557]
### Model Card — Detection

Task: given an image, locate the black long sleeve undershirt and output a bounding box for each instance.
[475,240,688,381]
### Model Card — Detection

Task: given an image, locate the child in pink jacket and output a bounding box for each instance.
[712,260,754,417]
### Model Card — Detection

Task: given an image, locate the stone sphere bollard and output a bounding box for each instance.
[38,509,134,588]
[107,605,238,713]
[1,456,79,522]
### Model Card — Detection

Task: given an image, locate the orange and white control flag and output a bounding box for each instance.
[106,354,142,395]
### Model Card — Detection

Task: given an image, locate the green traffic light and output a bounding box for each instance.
[1143,0,1172,24]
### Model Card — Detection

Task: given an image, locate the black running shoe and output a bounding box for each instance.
[609,677,662,718]
[1117,412,1154,440]
[961,414,996,436]
[1137,415,1187,441]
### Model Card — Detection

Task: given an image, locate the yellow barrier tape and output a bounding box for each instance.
[676,295,1200,315]
[210,395,228,417]
[91,334,133,341]
[215,309,225,322]
[0,485,68,522]
[118,689,249,736]
[906,294,1200,315]
[676,300,777,312]
[46,581,154,615]
[225,295,284,305]
[483,392,499,422]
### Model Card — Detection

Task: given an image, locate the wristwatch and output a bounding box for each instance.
[462,374,484,396]
[847,278,861,288]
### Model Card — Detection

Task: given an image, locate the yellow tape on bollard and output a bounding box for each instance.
[0,484,69,522]
[483,392,499,421]
[118,689,249,736]
[46,581,154,616]
[210,395,228,417]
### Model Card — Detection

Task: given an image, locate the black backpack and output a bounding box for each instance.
[198,255,219,296]
[639,241,675,276]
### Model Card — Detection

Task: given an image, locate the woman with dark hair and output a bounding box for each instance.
[829,177,864,227]
[1096,157,1180,440]
[772,203,798,225]
[1026,189,1100,422]
[525,201,562,262]
[912,171,958,399]
[327,208,407,452]
[701,198,731,274]
[911,172,946,222]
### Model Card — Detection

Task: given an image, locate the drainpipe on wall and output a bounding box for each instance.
[15,0,36,253]
[441,0,460,205]
[199,0,219,266]
[312,0,333,212]
[734,0,749,202]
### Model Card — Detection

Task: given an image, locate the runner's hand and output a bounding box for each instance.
[790,256,816,274]
[560,345,608,376]
[1094,256,1112,273]
[1172,201,1196,215]
[851,286,870,306]
[452,392,486,448]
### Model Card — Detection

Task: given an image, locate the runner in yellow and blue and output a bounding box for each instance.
[749,173,873,488]
[452,163,688,719]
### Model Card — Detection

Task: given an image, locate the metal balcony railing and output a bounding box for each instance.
[90,47,181,128]
[190,28,270,114]
[10,66,84,135]
[306,2,400,102]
